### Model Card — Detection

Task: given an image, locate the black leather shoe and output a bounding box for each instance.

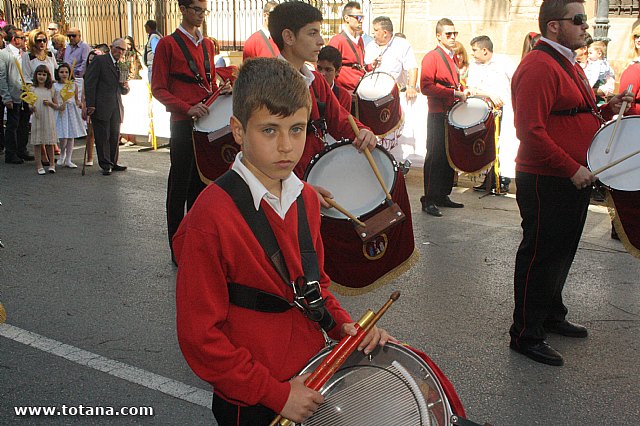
[436,196,464,208]
[544,320,588,338]
[102,167,112,175]
[510,340,564,366]
[18,153,35,161]
[5,156,24,164]
[611,225,619,240]
[425,203,442,217]
[473,183,487,192]
[112,164,127,172]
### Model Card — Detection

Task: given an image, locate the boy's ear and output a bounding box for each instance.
[335,66,341,77]
[230,115,245,147]
[282,29,295,47]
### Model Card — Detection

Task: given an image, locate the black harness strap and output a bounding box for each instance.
[171,31,211,88]
[258,29,277,57]
[435,47,459,90]
[340,31,363,69]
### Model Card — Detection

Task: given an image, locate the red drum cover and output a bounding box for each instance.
[320,172,418,295]
[446,98,496,173]
[356,72,403,138]
[608,189,640,259]
[192,131,240,185]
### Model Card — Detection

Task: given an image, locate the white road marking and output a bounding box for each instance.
[0,323,211,407]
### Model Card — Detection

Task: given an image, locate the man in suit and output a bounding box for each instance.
[84,38,130,175]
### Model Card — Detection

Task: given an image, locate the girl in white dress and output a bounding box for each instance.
[30,65,63,174]
[54,63,87,168]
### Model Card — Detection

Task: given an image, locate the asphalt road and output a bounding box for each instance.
[1,141,639,425]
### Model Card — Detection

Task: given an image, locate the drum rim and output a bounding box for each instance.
[299,341,454,425]
[303,140,399,220]
[587,115,640,191]
[447,96,492,129]
[355,71,398,100]
[193,94,233,133]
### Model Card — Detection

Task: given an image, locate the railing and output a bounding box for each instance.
[608,0,640,16]
[3,0,371,52]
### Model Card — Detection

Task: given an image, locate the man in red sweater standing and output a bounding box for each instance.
[328,1,366,94]
[420,18,467,217]
[509,0,631,366]
[242,1,279,61]
[151,0,230,264]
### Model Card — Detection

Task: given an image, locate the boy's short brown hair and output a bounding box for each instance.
[232,57,312,128]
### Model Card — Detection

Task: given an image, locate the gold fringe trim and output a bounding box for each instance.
[0,302,6,324]
[606,191,640,259]
[375,112,405,139]
[329,247,420,296]
[444,117,495,175]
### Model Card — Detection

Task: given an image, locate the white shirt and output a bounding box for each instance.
[7,44,22,60]
[364,36,418,86]
[178,25,204,47]
[340,25,361,45]
[467,54,516,104]
[232,152,304,220]
[539,36,577,65]
[277,54,315,87]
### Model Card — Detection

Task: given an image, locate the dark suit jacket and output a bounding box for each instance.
[84,54,130,122]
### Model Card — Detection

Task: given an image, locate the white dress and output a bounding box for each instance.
[54,82,87,139]
[29,86,58,145]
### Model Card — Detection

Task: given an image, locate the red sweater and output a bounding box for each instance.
[619,62,640,116]
[174,182,352,413]
[243,29,280,61]
[333,82,352,113]
[151,31,219,121]
[329,33,365,93]
[294,71,369,178]
[420,46,460,113]
[511,42,613,178]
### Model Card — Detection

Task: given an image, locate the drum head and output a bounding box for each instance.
[300,342,453,426]
[304,141,397,219]
[448,97,491,129]
[588,116,640,191]
[193,94,233,134]
[356,72,397,101]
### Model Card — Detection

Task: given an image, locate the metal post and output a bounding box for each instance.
[593,0,611,43]
[127,0,133,36]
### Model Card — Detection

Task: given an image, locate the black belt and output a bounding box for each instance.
[551,107,592,116]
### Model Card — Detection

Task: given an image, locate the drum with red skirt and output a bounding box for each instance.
[355,72,404,138]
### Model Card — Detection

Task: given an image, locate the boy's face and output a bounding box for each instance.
[231,106,308,193]
[587,46,601,62]
[316,59,338,86]
[289,22,324,64]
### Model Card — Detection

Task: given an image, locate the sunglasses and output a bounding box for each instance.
[47,27,57,31]
[68,34,78,38]
[186,6,210,16]
[634,34,640,39]
[444,31,459,38]
[14,36,25,39]
[348,14,364,23]
[551,13,588,26]
[35,38,47,43]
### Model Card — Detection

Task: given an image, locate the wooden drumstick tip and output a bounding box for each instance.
[390,291,400,301]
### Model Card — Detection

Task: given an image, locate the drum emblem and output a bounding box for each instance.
[363,233,388,260]
[221,144,239,164]
[472,139,486,156]
[379,108,391,123]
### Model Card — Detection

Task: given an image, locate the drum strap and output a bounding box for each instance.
[308,84,328,138]
[170,31,212,92]
[340,31,364,69]
[215,170,336,331]
[258,29,276,57]
[435,47,460,91]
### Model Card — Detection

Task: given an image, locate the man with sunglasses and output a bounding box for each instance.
[509,0,633,367]
[328,1,366,93]
[419,18,467,217]
[152,0,231,265]
[63,28,91,78]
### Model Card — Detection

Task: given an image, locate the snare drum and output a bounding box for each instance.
[355,72,403,137]
[446,96,496,173]
[298,342,464,425]
[192,94,240,184]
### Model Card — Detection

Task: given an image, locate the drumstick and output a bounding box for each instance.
[605,84,633,154]
[323,197,366,227]
[347,115,393,201]
[592,146,640,176]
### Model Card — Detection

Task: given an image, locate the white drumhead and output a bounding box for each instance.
[448,97,490,128]
[588,116,640,191]
[356,72,396,101]
[305,143,396,219]
[193,94,233,134]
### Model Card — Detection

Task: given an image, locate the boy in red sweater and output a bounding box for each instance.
[174,57,391,426]
[317,45,352,112]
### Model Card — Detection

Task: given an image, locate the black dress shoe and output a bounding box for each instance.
[102,167,112,175]
[544,320,588,338]
[425,203,442,217]
[510,340,564,366]
[5,156,24,164]
[436,196,464,208]
[611,224,620,240]
[18,153,35,161]
[112,164,127,172]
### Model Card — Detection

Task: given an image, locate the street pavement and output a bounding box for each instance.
[1,141,639,425]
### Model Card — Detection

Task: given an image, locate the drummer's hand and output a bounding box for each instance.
[281,373,324,423]
[454,90,468,103]
[406,86,418,101]
[220,80,233,95]
[341,323,395,355]
[187,102,209,119]
[353,128,377,153]
[609,91,634,115]
[570,165,596,190]
[312,185,333,208]
[490,95,504,108]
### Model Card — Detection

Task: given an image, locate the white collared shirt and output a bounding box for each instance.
[231,152,304,219]
[341,25,361,45]
[261,27,271,38]
[109,52,117,66]
[7,44,21,60]
[178,25,204,47]
[467,54,516,104]
[277,54,315,87]
[438,44,454,59]
[364,36,418,85]
[539,36,577,65]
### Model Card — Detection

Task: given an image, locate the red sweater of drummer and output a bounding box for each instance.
[328,2,366,93]
[420,45,462,113]
[242,1,280,60]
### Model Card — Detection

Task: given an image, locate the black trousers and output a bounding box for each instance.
[423,112,454,200]
[4,101,31,160]
[510,172,591,346]
[166,120,206,251]
[212,393,275,426]
[92,110,121,170]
